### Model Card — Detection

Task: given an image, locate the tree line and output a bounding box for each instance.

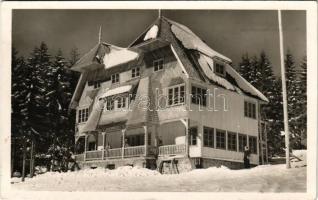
[11,42,80,173]
[238,51,307,156]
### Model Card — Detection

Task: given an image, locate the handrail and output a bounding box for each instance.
[159,144,186,156]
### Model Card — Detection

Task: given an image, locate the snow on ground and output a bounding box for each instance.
[11,164,306,192]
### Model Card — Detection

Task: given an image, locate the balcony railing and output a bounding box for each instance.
[79,145,155,161]
[158,144,186,156]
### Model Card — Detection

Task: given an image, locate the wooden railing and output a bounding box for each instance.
[123,146,144,157]
[158,144,186,156]
[78,146,156,161]
[86,150,103,161]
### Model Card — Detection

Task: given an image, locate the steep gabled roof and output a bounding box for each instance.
[129,16,268,102]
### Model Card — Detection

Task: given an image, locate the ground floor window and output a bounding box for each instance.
[216,129,226,149]
[227,132,237,151]
[249,136,257,154]
[203,127,214,148]
[238,134,247,152]
[189,127,198,145]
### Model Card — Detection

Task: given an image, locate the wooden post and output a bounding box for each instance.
[84,135,88,161]
[278,10,291,168]
[30,139,34,178]
[21,140,26,182]
[144,125,148,157]
[102,132,105,160]
[185,119,189,157]
[121,129,126,159]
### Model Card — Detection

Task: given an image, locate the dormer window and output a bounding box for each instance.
[153,58,164,72]
[93,81,101,89]
[132,67,140,78]
[214,63,225,77]
[111,73,120,84]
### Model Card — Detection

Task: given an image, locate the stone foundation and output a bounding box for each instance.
[79,157,156,169]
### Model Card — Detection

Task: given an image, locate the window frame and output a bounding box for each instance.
[244,100,257,119]
[227,131,237,151]
[203,126,214,148]
[216,129,226,149]
[93,81,101,89]
[153,58,164,72]
[167,84,186,106]
[117,96,126,109]
[111,73,120,84]
[249,136,258,154]
[214,62,226,77]
[131,67,140,78]
[105,98,115,111]
[77,107,89,123]
[189,127,198,146]
[238,133,247,152]
[191,85,207,106]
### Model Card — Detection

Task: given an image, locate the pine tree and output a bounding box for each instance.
[297,56,307,148]
[285,51,303,149]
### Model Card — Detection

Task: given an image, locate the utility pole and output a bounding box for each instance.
[278,10,291,169]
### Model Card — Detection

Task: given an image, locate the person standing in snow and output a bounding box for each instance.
[243,146,251,169]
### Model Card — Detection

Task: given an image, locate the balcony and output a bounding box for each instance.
[75,145,157,162]
[158,144,186,156]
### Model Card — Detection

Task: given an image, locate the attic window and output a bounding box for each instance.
[93,81,101,89]
[132,67,140,78]
[111,73,120,84]
[214,63,225,77]
[153,58,164,72]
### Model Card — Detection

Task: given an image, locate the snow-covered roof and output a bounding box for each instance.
[103,47,139,69]
[168,19,232,63]
[99,85,133,99]
[143,25,159,41]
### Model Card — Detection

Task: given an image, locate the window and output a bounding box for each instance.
[249,136,257,154]
[238,134,247,152]
[106,99,115,111]
[227,132,237,151]
[125,133,151,146]
[78,108,89,123]
[191,86,207,106]
[117,97,126,109]
[132,67,140,78]
[153,59,164,71]
[216,129,226,149]
[111,73,120,84]
[189,127,198,145]
[167,84,185,106]
[93,81,101,89]
[214,63,225,76]
[244,101,256,119]
[203,127,214,148]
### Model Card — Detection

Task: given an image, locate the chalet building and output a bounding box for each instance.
[69,16,269,171]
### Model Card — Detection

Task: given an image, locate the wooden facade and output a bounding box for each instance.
[69,16,268,170]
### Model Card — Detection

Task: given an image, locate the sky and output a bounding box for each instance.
[12,9,306,75]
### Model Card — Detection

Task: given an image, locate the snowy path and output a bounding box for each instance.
[11,164,306,192]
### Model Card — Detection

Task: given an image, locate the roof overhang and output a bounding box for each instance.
[131,38,170,52]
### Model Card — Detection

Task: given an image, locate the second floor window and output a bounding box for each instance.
[111,73,119,84]
[153,58,164,72]
[191,86,207,106]
[167,84,185,106]
[106,99,115,111]
[132,67,140,78]
[117,97,126,109]
[244,101,256,119]
[78,108,89,123]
